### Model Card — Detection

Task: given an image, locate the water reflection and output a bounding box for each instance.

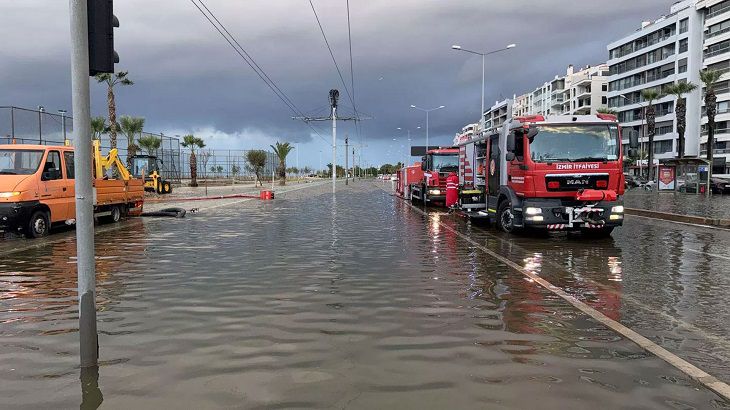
[80,366,103,410]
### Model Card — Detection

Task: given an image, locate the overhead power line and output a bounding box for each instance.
[190,0,329,145]
[308,0,358,119]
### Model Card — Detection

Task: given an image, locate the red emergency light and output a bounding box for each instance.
[515,115,545,124]
[596,113,617,121]
[547,181,560,189]
[596,180,608,188]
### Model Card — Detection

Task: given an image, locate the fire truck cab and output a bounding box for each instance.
[406,147,459,205]
[457,114,627,236]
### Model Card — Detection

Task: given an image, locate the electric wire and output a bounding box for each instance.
[190,0,330,145]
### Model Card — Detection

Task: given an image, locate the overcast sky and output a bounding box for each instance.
[1,0,674,169]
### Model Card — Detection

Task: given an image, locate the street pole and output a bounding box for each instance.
[10,107,15,140]
[345,135,349,186]
[426,111,429,152]
[319,150,322,177]
[352,147,355,183]
[332,105,337,193]
[481,53,485,133]
[70,0,98,368]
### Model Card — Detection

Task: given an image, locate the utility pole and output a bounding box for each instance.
[293,89,365,194]
[352,147,356,182]
[345,135,349,186]
[70,0,97,368]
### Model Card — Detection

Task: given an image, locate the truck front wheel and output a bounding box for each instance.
[26,211,50,238]
[497,201,517,234]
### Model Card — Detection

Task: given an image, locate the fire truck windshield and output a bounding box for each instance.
[432,154,458,172]
[528,124,619,163]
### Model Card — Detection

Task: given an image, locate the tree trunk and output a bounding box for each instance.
[190,151,198,187]
[107,83,117,149]
[676,97,686,159]
[646,105,656,180]
[278,159,286,186]
[706,91,717,164]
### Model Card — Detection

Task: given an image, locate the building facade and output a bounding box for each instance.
[697,0,730,172]
[606,0,704,164]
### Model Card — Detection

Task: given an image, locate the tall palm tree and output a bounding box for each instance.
[666,81,699,159]
[91,116,107,140]
[95,71,133,150]
[137,135,161,156]
[181,134,205,187]
[119,116,145,167]
[641,89,661,180]
[700,69,722,179]
[270,141,294,185]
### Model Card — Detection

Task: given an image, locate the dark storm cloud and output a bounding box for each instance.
[1,0,674,165]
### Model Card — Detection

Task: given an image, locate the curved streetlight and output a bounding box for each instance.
[451,43,517,133]
[410,105,445,152]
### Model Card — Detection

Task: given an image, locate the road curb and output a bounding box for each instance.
[625,208,730,229]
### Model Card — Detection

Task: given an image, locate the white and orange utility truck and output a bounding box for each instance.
[0,141,144,238]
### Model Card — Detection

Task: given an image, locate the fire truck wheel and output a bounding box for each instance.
[26,210,50,238]
[497,201,517,233]
[581,227,614,238]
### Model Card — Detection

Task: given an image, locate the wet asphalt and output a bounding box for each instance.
[0,180,729,409]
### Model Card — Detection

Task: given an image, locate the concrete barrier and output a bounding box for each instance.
[625,208,730,228]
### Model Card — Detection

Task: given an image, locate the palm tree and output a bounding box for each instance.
[700,69,722,180]
[95,71,133,149]
[270,141,294,185]
[91,116,107,140]
[641,89,661,179]
[181,134,205,187]
[119,116,145,167]
[665,81,699,159]
[137,135,161,156]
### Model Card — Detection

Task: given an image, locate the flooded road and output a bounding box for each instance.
[1,181,729,408]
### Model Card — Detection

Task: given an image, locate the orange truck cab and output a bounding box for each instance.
[0,144,144,238]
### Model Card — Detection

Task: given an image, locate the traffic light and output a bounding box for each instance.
[88,0,119,75]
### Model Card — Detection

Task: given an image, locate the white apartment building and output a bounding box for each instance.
[476,64,609,134]
[697,0,730,173]
[606,0,704,163]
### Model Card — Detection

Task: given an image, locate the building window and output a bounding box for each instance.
[679,18,688,34]
[602,96,608,104]
[602,84,608,92]
[679,38,688,53]
[708,0,730,19]
[678,58,688,73]
[654,140,673,154]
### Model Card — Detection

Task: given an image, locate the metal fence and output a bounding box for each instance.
[0,106,283,183]
[179,149,278,181]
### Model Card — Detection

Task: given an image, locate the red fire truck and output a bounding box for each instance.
[396,147,459,205]
[456,114,628,236]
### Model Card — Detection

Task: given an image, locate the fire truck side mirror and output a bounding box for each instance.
[420,159,427,171]
[505,152,516,162]
[506,133,516,152]
[527,126,539,140]
[629,133,639,149]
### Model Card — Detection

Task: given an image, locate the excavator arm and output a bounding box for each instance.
[93,140,131,180]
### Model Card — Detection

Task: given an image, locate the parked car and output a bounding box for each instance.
[678,177,730,194]
[624,173,645,189]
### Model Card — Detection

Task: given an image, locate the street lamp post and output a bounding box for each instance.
[410,105,445,153]
[451,43,516,133]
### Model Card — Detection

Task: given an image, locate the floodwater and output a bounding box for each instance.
[1,182,728,408]
[625,189,730,219]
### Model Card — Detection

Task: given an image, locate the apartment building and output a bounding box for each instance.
[606,0,704,162]
[697,0,730,173]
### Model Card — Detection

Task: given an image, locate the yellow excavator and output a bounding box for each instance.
[130,154,173,194]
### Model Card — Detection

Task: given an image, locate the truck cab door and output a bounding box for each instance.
[63,151,76,222]
[508,131,527,195]
[39,150,69,223]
